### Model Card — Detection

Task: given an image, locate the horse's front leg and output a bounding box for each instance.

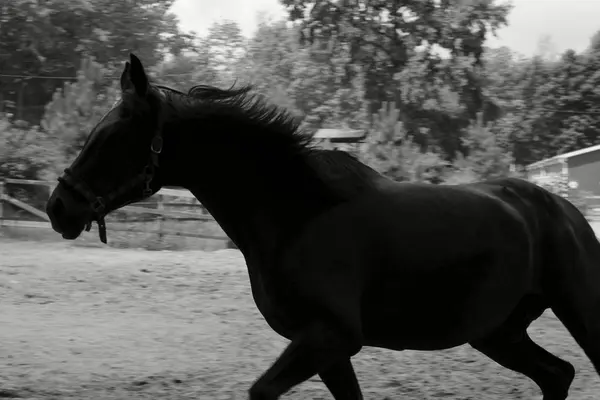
[248,321,363,400]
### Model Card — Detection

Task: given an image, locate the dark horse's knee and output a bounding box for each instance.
[248,321,362,400]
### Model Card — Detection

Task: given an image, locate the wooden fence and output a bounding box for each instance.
[5,176,600,248]
[0,178,233,246]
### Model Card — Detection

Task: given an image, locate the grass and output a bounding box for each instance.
[0,239,598,399]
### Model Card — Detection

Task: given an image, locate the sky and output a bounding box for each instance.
[170,0,600,57]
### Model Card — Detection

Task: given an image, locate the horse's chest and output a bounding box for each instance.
[247,269,300,339]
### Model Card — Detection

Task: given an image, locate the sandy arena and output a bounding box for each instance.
[0,239,599,399]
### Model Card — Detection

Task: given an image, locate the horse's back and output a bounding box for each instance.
[291,178,536,268]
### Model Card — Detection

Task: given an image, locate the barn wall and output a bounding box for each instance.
[526,162,564,180]
[567,150,600,195]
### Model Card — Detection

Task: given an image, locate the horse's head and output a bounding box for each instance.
[46,53,164,242]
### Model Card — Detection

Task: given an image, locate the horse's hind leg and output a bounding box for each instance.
[549,286,600,375]
[471,332,575,399]
[544,194,600,375]
[544,236,600,375]
[469,297,575,400]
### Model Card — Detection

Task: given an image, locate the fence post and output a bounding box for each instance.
[156,194,164,246]
[0,180,4,222]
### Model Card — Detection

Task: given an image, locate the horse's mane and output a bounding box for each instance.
[152,82,385,199]
[153,82,311,155]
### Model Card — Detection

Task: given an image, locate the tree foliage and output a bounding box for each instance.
[359,102,447,183]
[0,117,59,180]
[0,0,194,123]
[3,1,600,199]
[454,112,515,180]
[279,0,512,157]
[41,57,120,169]
[239,20,369,133]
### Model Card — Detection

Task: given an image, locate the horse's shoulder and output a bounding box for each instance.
[308,149,392,200]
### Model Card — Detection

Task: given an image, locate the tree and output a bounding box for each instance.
[588,30,600,53]
[452,112,515,181]
[0,0,194,124]
[41,57,119,175]
[235,20,309,114]
[153,51,219,91]
[203,21,247,86]
[237,20,369,134]
[511,48,600,165]
[359,102,447,182]
[0,117,60,181]
[280,0,512,158]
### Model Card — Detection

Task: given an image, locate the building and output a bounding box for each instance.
[312,129,366,155]
[526,144,600,195]
[312,129,366,143]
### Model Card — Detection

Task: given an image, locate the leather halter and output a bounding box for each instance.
[57,129,163,244]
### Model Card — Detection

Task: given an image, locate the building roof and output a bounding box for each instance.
[525,143,600,170]
[312,129,366,143]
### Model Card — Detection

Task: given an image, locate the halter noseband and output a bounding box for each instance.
[57,130,163,244]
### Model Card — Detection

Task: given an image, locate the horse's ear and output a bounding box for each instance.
[120,61,131,92]
[120,53,149,97]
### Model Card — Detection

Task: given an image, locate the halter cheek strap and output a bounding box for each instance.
[57,130,163,244]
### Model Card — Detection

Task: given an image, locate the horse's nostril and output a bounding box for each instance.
[52,197,66,219]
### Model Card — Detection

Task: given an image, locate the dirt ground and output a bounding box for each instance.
[0,240,598,400]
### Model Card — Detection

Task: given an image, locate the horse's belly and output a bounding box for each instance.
[285,187,534,350]
[360,273,524,351]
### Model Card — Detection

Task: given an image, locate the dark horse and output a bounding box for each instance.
[46,54,600,399]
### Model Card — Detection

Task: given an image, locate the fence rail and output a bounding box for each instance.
[0,219,228,240]
[7,176,598,246]
[3,178,199,198]
[0,178,231,243]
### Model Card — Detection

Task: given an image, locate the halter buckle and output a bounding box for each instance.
[151,136,163,154]
[91,197,106,213]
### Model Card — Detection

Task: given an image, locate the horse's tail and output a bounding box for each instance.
[531,183,600,376]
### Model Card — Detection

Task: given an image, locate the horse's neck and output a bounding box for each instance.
[179,152,336,264]
[160,117,342,262]
[187,185,281,260]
